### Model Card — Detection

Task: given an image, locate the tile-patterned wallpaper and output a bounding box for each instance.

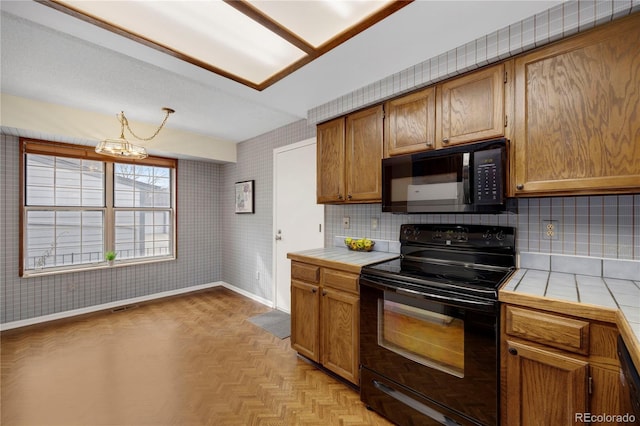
[0,134,223,323]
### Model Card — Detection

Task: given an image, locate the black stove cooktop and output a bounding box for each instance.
[366,257,512,287]
[361,224,516,299]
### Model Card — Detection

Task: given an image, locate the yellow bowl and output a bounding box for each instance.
[345,240,375,252]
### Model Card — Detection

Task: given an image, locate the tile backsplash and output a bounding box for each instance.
[325,195,640,261]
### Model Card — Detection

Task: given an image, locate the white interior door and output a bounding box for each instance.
[273,138,324,313]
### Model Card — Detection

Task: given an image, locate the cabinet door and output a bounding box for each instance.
[439,63,505,147]
[321,287,359,384]
[345,105,384,202]
[504,340,588,426]
[317,117,346,203]
[589,365,621,426]
[513,13,640,196]
[291,279,320,362]
[385,87,436,156]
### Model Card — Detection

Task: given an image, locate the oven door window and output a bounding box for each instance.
[378,294,464,378]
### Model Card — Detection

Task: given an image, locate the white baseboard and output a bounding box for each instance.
[220,282,275,308]
[1,281,274,331]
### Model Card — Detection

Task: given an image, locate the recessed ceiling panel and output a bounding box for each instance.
[248,0,395,48]
[42,0,412,90]
[56,0,307,85]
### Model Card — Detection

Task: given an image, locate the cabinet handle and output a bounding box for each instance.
[347,194,352,200]
[311,288,317,293]
[508,347,518,356]
[338,194,344,200]
[516,184,524,190]
[322,290,327,296]
[426,141,433,147]
[442,137,450,144]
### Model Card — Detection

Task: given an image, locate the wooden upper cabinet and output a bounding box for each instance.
[317,105,383,204]
[438,63,506,147]
[345,105,384,202]
[513,13,640,196]
[316,117,346,203]
[384,87,436,156]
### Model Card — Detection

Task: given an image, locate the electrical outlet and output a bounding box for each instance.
[255,271,260,281]
[343,216,350,229]
[542,220,560,240]
[371,217,378,230]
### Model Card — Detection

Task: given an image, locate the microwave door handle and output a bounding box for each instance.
[462,152,471,204]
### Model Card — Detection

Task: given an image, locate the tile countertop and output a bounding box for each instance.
[500,252,640,370]
[287,247,399,274]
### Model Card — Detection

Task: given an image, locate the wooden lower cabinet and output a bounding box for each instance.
[290,261,360,385]
[501,305,622,426]
[504,340,588,425]
[321,287,359,384]
[291,279,320,362]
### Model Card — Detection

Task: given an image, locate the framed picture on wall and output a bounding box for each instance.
[235,180,254,214]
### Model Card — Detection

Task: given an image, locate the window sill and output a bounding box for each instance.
[21,256,176,278]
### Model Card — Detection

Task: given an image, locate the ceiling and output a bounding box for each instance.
[1,1,563,161]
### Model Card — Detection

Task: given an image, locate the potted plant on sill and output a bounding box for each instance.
[105,250,117,266]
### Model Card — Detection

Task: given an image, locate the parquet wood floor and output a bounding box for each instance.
[1,287,394,426]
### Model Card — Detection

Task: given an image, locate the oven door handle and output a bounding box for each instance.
[395,287,494,309]
[360,277,496,312]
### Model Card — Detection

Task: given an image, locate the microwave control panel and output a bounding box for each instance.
[474,148,504,205]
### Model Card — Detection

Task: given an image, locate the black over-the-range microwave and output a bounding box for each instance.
[382,138,515,214]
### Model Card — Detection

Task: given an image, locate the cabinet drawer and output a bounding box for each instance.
[291,262,320,283]
[505,306,589,355]
[323,269,359,293]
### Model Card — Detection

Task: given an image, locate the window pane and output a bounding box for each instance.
[25,154,104,207]
[115,209,173,260]
[25,210,104,270]
[134,188,153,208]
[26,211,55,269]
[26,186,54,206]
[82,189,104,206]
[114,189,134,207]
[114,163,172,208]
[56,167,81,188]
[55,187,81,206]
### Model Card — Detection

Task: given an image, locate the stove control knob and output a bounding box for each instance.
[482,231,493,240]
[495,230,505,241]
[403,227,414,238]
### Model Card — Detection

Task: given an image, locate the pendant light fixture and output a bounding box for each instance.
[95,107,175,160]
